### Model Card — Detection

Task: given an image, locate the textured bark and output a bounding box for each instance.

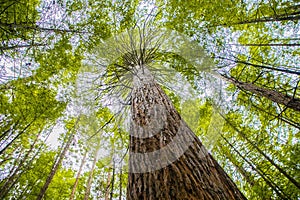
[127,66,246,200]
[220,75,300,112]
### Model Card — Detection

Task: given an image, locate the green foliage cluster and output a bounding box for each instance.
[0,0,299,199]
[0,0,40,40]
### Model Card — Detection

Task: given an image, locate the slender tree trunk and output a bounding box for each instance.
[36,130,75,200]
[0,22,89,34]
[220,113,300,190]
[110,163,115,200]
[0,148,25,197]
[219,75,300,112]
[221,135,291,200]
[215,12,300,27]
[232,14,300,24]
[0,131,42,199]
[69,150,88,200]
[0,119,35,154]
[0,43,46,51]
[231,159,255,187]
[220,145,255,187]
[0,119,20,141]
[119,167,123,200]
[84,150,98,200]
[227,43,300,47]
[17,178,40,200]
[1,127,53,199]
[127,65,247,200]
[216,56,300,75]
[105,167,112,200]
[238,98,300,129]
[17,184,31,200]
[270,38,300,41]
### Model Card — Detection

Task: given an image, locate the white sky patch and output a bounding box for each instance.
[45,122,65,149]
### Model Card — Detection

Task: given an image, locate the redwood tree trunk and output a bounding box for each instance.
[127,65,246,200]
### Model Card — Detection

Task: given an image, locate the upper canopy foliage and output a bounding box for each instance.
[0,0,299,199]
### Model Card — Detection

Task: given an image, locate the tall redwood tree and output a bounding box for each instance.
[126,65,247,199]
